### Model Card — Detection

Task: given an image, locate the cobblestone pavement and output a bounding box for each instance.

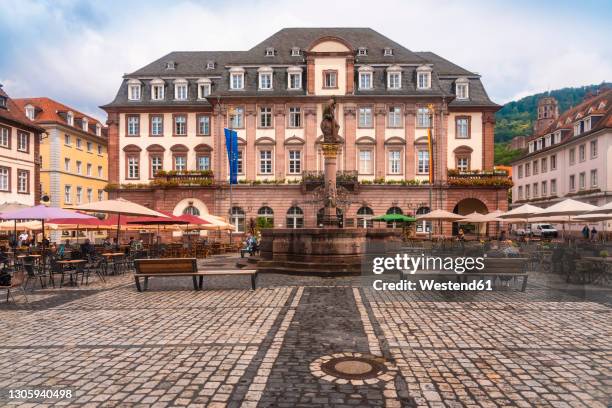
[0,254,609,407]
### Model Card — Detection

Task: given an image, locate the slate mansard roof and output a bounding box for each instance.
[103,28,497,109]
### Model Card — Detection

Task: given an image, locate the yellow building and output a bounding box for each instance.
[14,98,108,209]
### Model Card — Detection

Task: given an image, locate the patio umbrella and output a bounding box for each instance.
[372,214,416,222]
[415,209,465,238]
[536,199,598,238]
[459,211,500,223]
[127,211,191,243]
[584,201,612,215]
[195,213,235,231]
[72,198,169,240]
[499,204,544,219]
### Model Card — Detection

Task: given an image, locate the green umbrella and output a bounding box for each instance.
[371,214,416,222]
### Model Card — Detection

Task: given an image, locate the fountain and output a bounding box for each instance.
[257,98,401,275]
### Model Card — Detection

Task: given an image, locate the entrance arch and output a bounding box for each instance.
[172,198,209,217]
[452,198,488,236]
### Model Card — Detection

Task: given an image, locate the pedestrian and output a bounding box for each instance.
[582,225,590,240]
[591,226,598,242]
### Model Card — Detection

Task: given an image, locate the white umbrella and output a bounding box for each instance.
[537,199,598,217]
[585,201,612,215]
[499,204,543,219]
[416,209,464,221]
[459,211,499,223]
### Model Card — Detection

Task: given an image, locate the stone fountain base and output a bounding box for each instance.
[257,228,402,275]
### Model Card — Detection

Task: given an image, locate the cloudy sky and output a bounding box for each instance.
[1,0,610,121]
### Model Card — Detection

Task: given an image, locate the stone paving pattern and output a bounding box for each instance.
[0,254,609,407]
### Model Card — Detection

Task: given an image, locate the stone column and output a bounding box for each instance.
[245,104,256,180]
[213,105,228,182]
[304,104,317,172]
[482,111,495,170]
[322,143,341,227]
[343,104,356,172]
[404,104,416,180]
[374,104,386,179]
[274,104,286,180]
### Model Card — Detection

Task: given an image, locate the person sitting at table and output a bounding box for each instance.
[18,231,29,247]
[58,239,70,258]
[80,239,96,257]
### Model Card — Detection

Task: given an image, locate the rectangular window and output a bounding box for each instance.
[127,156,139,179]
[87,188,92,203]
[98,190,103,201]
[0,167,9,191]
[525,184,530,199]
[388,150,401,174]
[417,72,430,89]
[198,83,211,98]
[76,161,82,174]
[579,144,586,162]
[288,107,301,128]
[569,148,575,165]
[590,139,598,158]
[87,141,92,152]
[259,73,272,89]
[388,72,401,89]
[151,155,163,176]
[579,172,585,190]
[17,132,29,152]
[533,183,538,197]
[259,107,272,128]
[127,115,140,136]
[550,154,557,170]
[0,126,9,148]
[359,150,373,174]
[174,155,186,171]
[554,132,561,144]
[175,84,188,100]
[98,166,103,178]
[76,138,82,149]
[86,163,92,176]
[152,84,164,100]
[388,106,402,128]
[541,181,547,196]
[128,84,141,100]
[532,160,538,175]
[150,115,163,136]
[17,170,28,193]
[97,145,103,155]
[197,155,210,171]
[230,73,244,89]
[591,169,598,187]
[358,107,373,128]
[64,158,70,172]
[237,150,243,174]
[259,150,272,174]
[517,165,523,179]
[288,73,302,89]
[417,150,429,174]
[569,175,575,191]
[197,115,210,135]
[64,185,72,204]
[323,70,337,88]
[525,163,530,177]
[541,157,547,173]
[456,83,468,99]
[416,108,431,128]
[456,156,469,171]
[551,179,557,194]
[76,186,82,204]
[229,107,244,128]
[359,72,372,89]
[518,186,523,200]
[456,117,470,139]
[288,150,301,174]
[174,115,187,135]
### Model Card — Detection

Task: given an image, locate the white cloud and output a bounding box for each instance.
[0,0,610,120]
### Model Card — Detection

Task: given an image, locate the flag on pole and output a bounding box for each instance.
[224,128,238,185]
[427,127,434,184]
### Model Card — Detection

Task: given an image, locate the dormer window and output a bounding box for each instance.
[197,78,212,99]
[174,78,188,100]
[165,61,175,70]
[265,47,275,57]
[82,117,88,132]
[545,134,551,147]
[95,123,101,137]
[554,131,561,144]
[258,67,273,90]
[0,96,6,109]
[574,122,580,136]
[206,61,215,70]
[358,66,373,90]
[584,117,591,132]
[67,111,74,126]
[384,47,393,56]
[151,78,165,100]
[25,105,35,120]
[387,65,402,89]
[357,47,367,56]
[528,142,534,153]
[229,67,245,90]
[455,77,469,99]
[416,65,432,89]
[291,47,301,56]
[287,66,302,90]
[127,79,142,101]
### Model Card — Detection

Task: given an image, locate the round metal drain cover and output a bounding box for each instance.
[310,352,397,385]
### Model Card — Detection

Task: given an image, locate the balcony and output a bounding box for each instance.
[447,169,513,188]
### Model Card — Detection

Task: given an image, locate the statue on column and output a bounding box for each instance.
[321,98,340,144]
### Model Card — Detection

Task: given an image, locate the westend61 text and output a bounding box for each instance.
[373,279,493,291]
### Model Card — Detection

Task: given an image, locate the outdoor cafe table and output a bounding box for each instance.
[102,253,125,275]
[56,259,87,286]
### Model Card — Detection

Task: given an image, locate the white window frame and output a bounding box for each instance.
[67,111,74,126]
[64,185,72,204]
[230,69,245,90]
[288,72,302,90]
[259,149,273,174]
[259,72,273,90]
[259,107,272,128]
[86,163,92,176]
[358,107,373,128]
[288,107,301,128]
[127,156,139,179]
[17,132,28,152]
[359,71,373,90]
[0,167,8,191]
[388,150,401,174]
[359,149,373,174]
[590,139,598,158]
[17,170,28,193]
[417,149,429,174]
[151,80,165,101]
[151,115,163,136]
[0,127,9,148]
[551,179,557,194]
[387,72,401,89]
[174,80,188,100]
[388,106,402,128]
[591,169,598,187]
[416,66,432,89]
[288,150,301,174]
[416,108,431,128]
[197,79,211,99]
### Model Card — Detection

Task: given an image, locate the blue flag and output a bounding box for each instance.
[224,128,238,184]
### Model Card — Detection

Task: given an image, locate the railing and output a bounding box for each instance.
[447,169,513,188]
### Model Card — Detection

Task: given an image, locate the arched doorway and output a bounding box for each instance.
[317,208,344,227]
[257,206,274,228]
[286,206,304,229]
[356,206,373,228]
[452,198,488,236]
[386,206,403,228]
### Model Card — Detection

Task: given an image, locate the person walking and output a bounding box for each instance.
[582,225,590,240]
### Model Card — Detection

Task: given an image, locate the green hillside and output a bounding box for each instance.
[494,83,610,143]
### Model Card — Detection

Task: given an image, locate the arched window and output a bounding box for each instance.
[416,207,431,234]
[183,206,200,216]
[386,206,403,228]
[257,206,274,228]
[286,206,304,229]
[230,207,245,232]
[356,206,373,228]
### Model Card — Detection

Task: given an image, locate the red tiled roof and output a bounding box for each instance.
[13,97,104,137]
[0,87,44,132]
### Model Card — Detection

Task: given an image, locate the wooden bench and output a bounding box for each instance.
[133,258,258,291]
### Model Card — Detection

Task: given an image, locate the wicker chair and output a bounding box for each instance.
[1,269,28,303]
